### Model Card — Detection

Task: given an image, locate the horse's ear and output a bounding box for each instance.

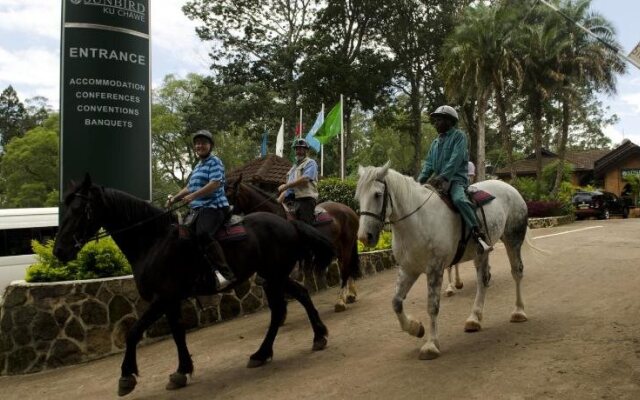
[376,161,390,180]
[82,173,92,188]
[358,165,365,177]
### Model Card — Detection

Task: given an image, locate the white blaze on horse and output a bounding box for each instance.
[355,163,531,360]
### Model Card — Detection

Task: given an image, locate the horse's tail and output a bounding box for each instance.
[523,228,549,255]
[290,220,336,271]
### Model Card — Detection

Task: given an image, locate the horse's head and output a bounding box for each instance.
[54,174,104,263]
[355,162,391,247]
[226,174,247,212]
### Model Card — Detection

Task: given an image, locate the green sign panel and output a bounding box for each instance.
[61,0,151,201]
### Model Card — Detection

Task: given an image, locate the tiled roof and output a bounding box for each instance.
[495,148,610,176]
[227,154,292,186]
[594,139,640,176]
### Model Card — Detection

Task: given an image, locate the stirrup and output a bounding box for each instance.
[215,271,234,291]
[476,237,493,254]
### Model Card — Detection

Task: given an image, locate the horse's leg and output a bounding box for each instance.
[392,268,424,338]
[419,264,445,360]
[247,283,286,368]
[445,265,456,297]
[346,277,358,303]
[454,263,463,289]
[164,301,194,391]
[118,299,166,396]
[504,240,527,322]
[335,245,349,312]
[285,278,329,350]
[464,253,492,332]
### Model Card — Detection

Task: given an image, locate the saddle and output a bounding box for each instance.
[283,203,333,226]
[435,185,496,266]
[177,213,248,242]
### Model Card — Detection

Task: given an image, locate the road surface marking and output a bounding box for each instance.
[533,226,603,240]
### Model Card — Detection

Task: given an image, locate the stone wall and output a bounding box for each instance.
[527,215,574,229]
[0,250,396,376]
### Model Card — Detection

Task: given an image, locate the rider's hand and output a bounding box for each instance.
[165,195,175,208]
[277,192,286,204]
[278,183,288,193]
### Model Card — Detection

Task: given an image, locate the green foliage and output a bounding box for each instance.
[0,120,59,207]
[623,174,640,206]
[317,177,359,212]
[357,230,392,252]
[26,236,131,283]
[542,160,573,191]
[511,177,538,201]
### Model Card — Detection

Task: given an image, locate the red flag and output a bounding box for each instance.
[295,122,303,137]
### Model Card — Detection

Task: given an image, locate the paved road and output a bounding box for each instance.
[2,219,640,399]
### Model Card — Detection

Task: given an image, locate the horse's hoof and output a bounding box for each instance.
[445,288,455,297]
[165,372,188,390]
[510,311,528,323]
[247,356,271,368]
[464,319,482,332]
[118,375,137,397]
[408,320,425,338]
[455,282,464,290]
[345,294,357,304]
[334,302,347,313]
[312,336,328,351]
[419,344,440,360]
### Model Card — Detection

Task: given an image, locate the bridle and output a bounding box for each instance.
[358,179,435,225]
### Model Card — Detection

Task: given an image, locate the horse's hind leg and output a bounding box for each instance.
[464,254,492,332]
[504,239,527,323]
[286,278,329,351]
[392,268,424,339]
[445,266,456,297]
[420,264,445,360]
[454,263,463,289]
[165,301,194,391]
[118,299,165,396]
[248,283,286,368]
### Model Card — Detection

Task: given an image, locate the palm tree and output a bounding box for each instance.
[441,3,523,181]
[550,0,626,195]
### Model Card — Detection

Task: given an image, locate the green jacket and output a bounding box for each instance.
[418,127,469,185]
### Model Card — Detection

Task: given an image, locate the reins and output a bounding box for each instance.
[72,192,190,248]
[359,179,435,225]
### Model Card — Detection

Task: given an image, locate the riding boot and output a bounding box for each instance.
[472,227,493,254]
[205,240,237,291]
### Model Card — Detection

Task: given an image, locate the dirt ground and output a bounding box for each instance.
[2,218,640,400]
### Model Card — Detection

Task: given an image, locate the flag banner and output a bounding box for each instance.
[275,118,285,157]
[295,122,303,138]
[315,101,341,144]
[260,129,268,157]
[305,111,323,152]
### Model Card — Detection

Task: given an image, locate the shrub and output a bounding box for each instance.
[318,177,359,212]
[511,177,538,201]
[357,230,392,252]
[526,200,567,218]
[26,235,132,282]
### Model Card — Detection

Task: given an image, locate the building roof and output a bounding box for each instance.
[227,154,292,186]
[495,148,610,176]
[593,139,640,176]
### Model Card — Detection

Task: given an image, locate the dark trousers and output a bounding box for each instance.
[193,207,228,248]
[294,197,317,224]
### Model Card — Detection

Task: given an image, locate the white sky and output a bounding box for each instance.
[0,0,638,146]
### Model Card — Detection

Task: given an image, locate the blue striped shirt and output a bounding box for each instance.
[187,155,229,209]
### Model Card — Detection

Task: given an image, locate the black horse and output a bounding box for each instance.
[227,177,361,312]
[53,175,335,396]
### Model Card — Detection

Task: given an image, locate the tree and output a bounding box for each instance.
[550,0,625,195]
[0,115,59,208]
[0,86,29,149]
[378,0,470,175]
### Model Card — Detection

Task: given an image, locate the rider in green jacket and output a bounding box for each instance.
[418,105,493,254]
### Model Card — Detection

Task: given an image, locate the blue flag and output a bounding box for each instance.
[305,111,323,153]
[260,129,268,157]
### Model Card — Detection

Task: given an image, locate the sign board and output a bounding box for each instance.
[621,168,640,179]
[60,0,151,202]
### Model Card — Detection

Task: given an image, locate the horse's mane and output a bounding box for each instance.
[101,187,177,228]
[244,182,278,203]
[356,165,429,202]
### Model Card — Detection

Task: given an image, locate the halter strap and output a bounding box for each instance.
[359,179,435,225]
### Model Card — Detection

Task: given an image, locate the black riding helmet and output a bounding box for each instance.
[192,129,214,145]
[292,138,310,149]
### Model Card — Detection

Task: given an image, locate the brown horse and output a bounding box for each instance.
[227,177,360,312]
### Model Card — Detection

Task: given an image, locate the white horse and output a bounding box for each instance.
[445,264,463,296]
[355,163,530,360]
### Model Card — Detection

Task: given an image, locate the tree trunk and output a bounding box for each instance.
[495,87,516,180]
[476,90,490,182]
[409,81,423,176]
[552,91,570,196]
[531,91,544,197]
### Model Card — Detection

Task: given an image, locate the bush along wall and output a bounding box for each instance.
[0,250,396,375]
[318,177,359,212]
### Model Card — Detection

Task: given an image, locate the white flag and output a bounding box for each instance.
[275,118,285,157]
[629,41,640,69]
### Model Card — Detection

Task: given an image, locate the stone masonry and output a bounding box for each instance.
[0,250,396,375]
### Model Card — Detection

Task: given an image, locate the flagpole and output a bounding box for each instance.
[320,103,325,177]
[299,108,303,138]
[340,94,344,181]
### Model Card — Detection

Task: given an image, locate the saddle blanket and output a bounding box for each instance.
[439,187,496,212]
[312,207,333,226]
[177,214,248,242]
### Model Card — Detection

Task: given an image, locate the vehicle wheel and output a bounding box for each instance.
[622,207,629,219]
[599,208,610,220]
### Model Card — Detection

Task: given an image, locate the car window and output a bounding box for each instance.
[573,193,592,203]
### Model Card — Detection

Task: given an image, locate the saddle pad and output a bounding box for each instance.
[469,189,495,206]
[215,225,247,241]
[312,209,333,226]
